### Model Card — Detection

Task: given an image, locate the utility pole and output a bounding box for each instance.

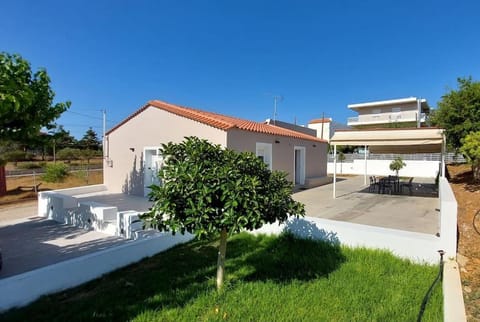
[321,112,325,140]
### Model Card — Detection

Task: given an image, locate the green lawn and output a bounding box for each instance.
[1,233,442,321]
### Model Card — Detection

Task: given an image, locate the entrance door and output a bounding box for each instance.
[294,147,306,185]
[144,148,163,197]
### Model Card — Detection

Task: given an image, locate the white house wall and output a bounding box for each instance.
[104,106,227,195]
[226,129,327,182]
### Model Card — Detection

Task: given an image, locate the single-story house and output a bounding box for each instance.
[104,100,329,196]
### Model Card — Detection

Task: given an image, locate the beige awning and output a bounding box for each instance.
[330,128,444,153]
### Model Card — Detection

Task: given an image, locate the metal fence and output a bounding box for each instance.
[327,152,466,163]
[6,164,103,177]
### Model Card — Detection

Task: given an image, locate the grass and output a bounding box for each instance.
[0,233,442,321]
[0,171,103,205]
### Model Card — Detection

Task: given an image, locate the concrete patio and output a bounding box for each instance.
[293,175,439,235]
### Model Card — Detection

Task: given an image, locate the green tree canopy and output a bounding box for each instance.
[460,131,480,181]
[0,52,70,142]
[0,52,70,194]
[141,136,305,289]
[79,127,101,150]
[430,77,480,151]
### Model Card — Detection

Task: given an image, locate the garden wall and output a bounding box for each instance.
[0,232,194,312]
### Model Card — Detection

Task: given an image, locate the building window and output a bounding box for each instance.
[256,142,272,170]
[392,107,401,113]
[372,108,381,114]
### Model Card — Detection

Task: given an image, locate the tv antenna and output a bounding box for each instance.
[272,95,283,125]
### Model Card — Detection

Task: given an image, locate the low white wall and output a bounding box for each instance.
[255,216,442,264]
[328,160,440,178]
[0,232,194,312]
[439,177,458,259]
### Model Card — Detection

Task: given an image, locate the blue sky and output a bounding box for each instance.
[2,0,480,138]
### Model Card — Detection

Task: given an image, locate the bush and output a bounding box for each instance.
[56,148,82,162]
[42,163,69,182]
[17,162,43,169]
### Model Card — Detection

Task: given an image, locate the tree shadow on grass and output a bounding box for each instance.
[1,227,345,322]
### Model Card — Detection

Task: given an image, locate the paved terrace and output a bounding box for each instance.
[293,175,440,235]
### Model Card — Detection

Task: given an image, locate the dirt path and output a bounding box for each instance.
[448,164,480,321]
[0,200,38,225]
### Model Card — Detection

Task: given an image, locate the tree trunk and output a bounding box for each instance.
[216,228,228,290]
[473,161,480,182]
[0,166,6,196]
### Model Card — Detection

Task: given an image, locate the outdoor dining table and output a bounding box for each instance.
[378,175,400,194]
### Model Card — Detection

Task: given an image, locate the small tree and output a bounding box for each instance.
[460,131,480,182]
[56,148,82,163]
[389,157,406,176]
[79,127,101,151]
[141,137,305,290]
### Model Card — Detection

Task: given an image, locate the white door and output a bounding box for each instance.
[144,148,163,197]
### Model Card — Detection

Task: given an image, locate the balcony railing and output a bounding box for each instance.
[347,112,426,126]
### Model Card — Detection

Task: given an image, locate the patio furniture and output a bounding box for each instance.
[369,176,379,192]
[401,177,414,195]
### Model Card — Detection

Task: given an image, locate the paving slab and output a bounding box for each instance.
[293,175,440,235]
[0,217,127,279]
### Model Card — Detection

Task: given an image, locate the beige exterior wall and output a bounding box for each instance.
[226,129,327,183]
[307,122,331,142]
[104,106,227,195]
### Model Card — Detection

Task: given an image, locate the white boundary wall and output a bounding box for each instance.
[255,217,442,264]
[0,232,194,312]
[328,160,440,178]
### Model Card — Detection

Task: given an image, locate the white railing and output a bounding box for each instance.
[347,111,426,126]
[328,153,465,163]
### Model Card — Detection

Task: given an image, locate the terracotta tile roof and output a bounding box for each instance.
[107,100,326,143]
[309,118,332,124]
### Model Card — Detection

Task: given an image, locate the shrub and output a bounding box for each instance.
[42,163,69,182]
[389,157,406,176]
[56,148,82,162]
[17,162,43,169]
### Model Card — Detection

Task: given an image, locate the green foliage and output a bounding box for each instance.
[143,136,305,238]
[16,162,43,170]
[389,157,406,176]
[0,233,443,322]
[3,150,29,163]
[79,127,101,150]
[51,125,77,149]
[42,163,69,182]
[0,52,70,142]
[337,151,346,162]
[460,131,480,181]
[430,77,480,151]
[56,148,82,162]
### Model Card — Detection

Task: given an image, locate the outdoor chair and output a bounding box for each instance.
[369,176,379,192]
[401,177,414,195]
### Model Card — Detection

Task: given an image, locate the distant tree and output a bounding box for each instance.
[430,77,480,151]
[460,131,480,182]
[389,157,406,176]
[56,148,82,163]
[0,52,70,194]
[52,125,77,150]
[141,137,305,290]
[79,127,101,150]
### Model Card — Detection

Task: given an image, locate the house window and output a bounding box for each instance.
[392,107,401,113]
[256,142,272,170]
[372,108,381,114]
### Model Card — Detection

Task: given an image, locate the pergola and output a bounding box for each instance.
[329,127,446,198]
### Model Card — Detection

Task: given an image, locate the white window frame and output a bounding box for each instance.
[256,142,272,170]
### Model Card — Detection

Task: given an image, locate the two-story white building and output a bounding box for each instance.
[347,97,430,128]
